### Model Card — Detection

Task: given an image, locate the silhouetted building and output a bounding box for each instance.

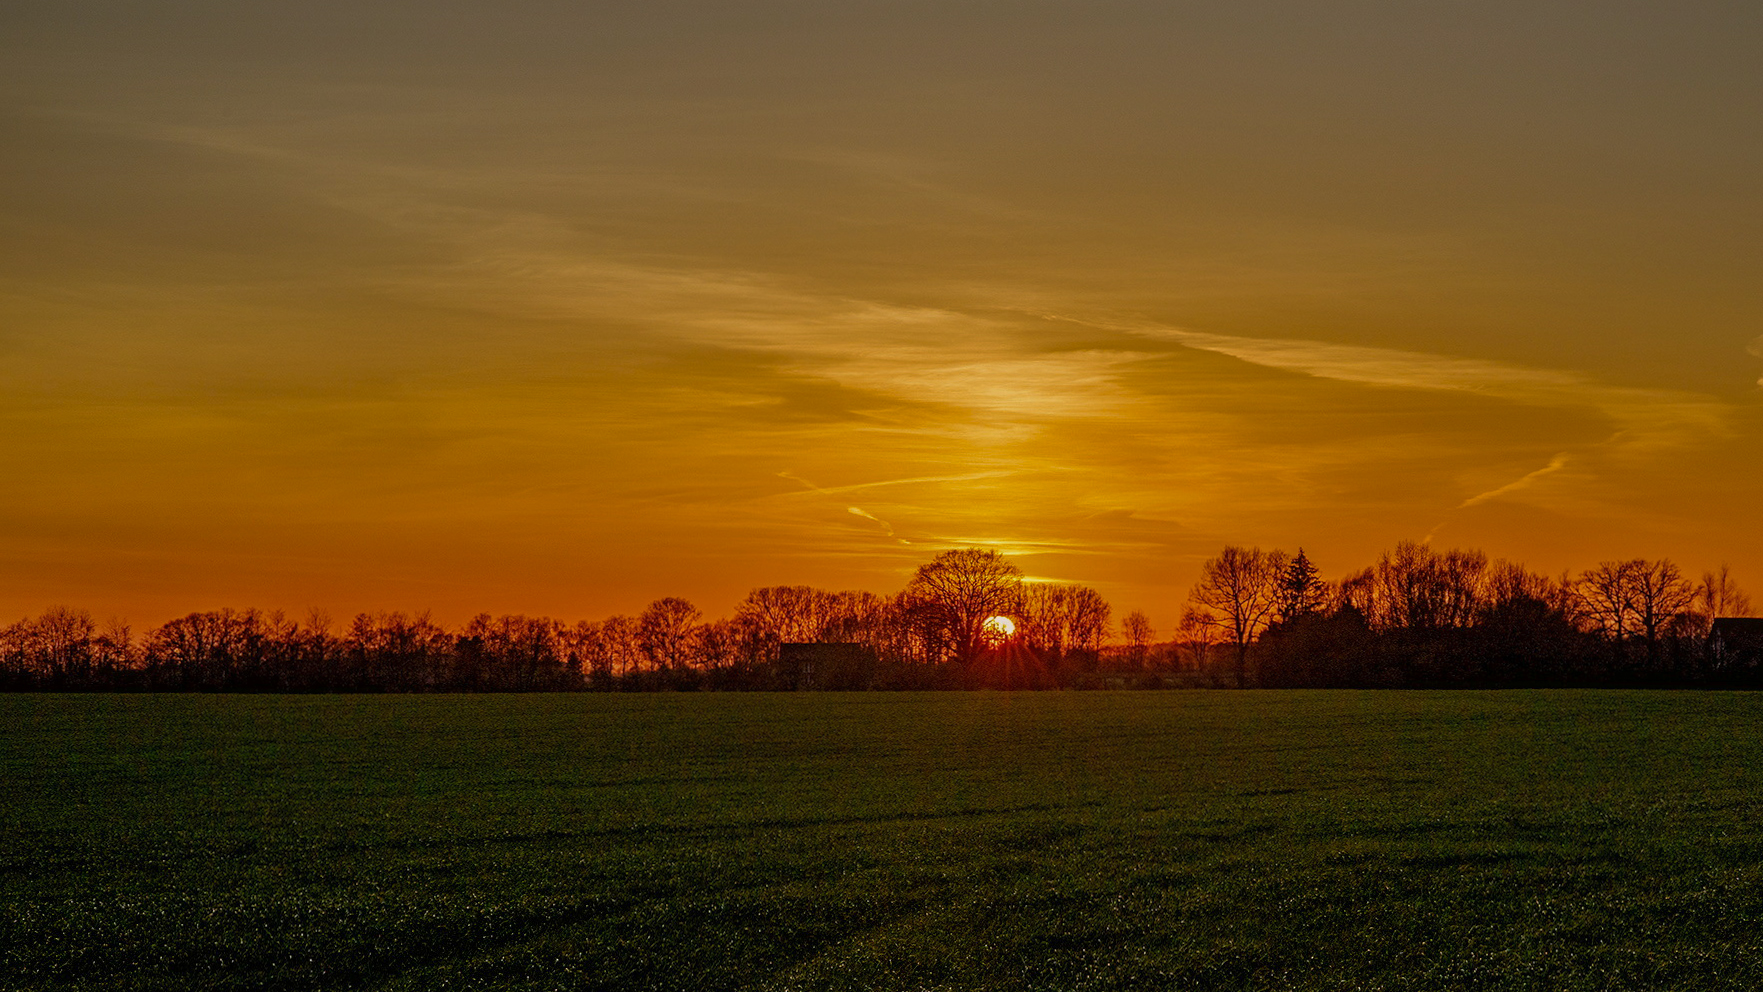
[777,643,876,690]
[1710,618,1763,670]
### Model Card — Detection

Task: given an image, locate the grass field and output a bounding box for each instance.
[6,691,1763,991]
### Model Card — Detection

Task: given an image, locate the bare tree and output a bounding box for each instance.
[462,614,565,689]
[736,586,836,645]
[905,549,1024,664]
[349,611,452,690]
[1019,584,1111,669]
[1338,567,1377,618]
[1436,548,1490,628]
[295,609,342,688]
[1363,541,1487,630]
[1019,585,1067,662]
[1699,565,1754,619]
[93,617,136,677]
[0,607,96,685]
[1679,564,1757,661]
[1483,560,1554,611]
[820,590,890,646]
[1064,587,1112,662]
[559,620,599,683]
[1175,607,1220,675]
[149,610,253,688]
[877,592,941,667]
[1628,559,1695,665]
[1574,560,1641,646]
[1572,559,1694,669]
[1186,546,1286,686]
[1122,611,1154,670]
[597,615,642,677]
[693,617,755,674]
[638,597,701,671]
[36,606,97,683]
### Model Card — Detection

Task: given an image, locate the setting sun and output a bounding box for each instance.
[982,616,1016,642]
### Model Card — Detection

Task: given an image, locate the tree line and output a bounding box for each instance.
[1,545,1755,691]
[1185,543,1757,688]
[0,551,1103,691]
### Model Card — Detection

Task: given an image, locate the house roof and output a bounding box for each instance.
[1712,618,1763,650]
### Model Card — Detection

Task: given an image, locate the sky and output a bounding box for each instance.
[3,0,1761,630]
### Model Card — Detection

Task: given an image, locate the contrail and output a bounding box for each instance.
[777,470,827,493]
[846,506,898,537]
[779,471,911,544]
[777,470,1009,495]
[1423,452,1572,544]
[1458,452,1572,510]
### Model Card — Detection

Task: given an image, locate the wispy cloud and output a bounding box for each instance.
[27,106,1753,596]
[1037,313,1731,458]
[1114,316,1717,429]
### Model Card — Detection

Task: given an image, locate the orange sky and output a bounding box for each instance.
[3,1,1761,630]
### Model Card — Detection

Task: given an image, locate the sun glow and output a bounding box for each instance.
[982,615,1016,642]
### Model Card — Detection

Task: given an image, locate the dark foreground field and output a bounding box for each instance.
[6,693,1763,991]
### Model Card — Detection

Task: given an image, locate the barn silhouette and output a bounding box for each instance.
[776,643,876,690]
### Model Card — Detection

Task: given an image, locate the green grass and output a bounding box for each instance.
[6,691,1763,990]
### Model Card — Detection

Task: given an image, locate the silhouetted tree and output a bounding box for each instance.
[1256,606,1381,687]
[1187,546,1286,686]
[1121,611,1154,670]
[1275,549,1329,623]
[737,586,834,646]
[1479,560,1551,613]
[91,617,138,684]
[1628,560,1695,673]
[1174,607,1219,676]
[149,610,255,689]
[638,598,700,671]
[694,616,762,680]
[1696,565,1754,626]
[820,590,890,646]
[1019,584,1110,671]
[577,615,642,680]
[462,614,565,690]
[1574,560,1641,653]
[1361,541,1487,631]
[36,606,96,685]
[1471,586,1587,685]
[904,550,1024,665]
[349,611,452,690]
[1572,559,1696,676]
